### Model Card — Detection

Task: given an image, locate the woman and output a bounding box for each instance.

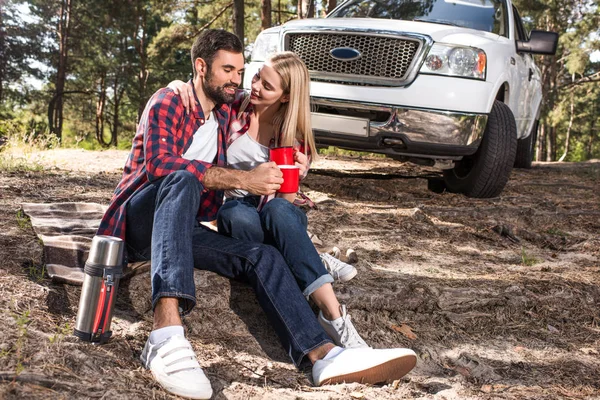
[169,52,367,349]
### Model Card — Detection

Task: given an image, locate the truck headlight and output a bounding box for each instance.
[250,32,280,62]
[420,44,486,80]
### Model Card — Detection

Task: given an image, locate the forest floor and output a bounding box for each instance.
[0,148,599,400]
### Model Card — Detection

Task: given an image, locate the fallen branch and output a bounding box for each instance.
[0,371,103,395]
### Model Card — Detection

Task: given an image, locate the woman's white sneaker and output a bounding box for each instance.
[140,334,213,399]
[320,253,358,282]
[318,305,370,348]
[312,347,417,386]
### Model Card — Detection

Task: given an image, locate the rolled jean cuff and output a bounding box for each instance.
[302,274,334,298]
[294,339,333,367]
[152,291,197,317]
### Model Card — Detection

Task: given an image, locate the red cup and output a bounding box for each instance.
[270,146,294,166]
[278,165,299,193]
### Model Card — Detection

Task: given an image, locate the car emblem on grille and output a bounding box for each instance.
[330,47,361,61]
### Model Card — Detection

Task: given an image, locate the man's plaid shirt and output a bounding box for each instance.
[97,85,237,240]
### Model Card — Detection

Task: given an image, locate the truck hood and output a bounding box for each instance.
[279,18,502,48]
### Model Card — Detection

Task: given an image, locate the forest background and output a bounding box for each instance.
[0,0,598,162]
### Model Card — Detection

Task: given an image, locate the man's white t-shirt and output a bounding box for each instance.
[182,111,218,163]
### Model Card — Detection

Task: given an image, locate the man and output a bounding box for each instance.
[98,29,417,399]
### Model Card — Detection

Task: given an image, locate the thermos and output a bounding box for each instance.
[74,235,124,344]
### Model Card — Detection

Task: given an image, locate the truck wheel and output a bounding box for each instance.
[514,120,538,169]
[443,101,517,198]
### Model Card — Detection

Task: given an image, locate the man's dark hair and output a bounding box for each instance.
[191,29,243,77]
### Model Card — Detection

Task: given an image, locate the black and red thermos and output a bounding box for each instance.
[73,235,124,344]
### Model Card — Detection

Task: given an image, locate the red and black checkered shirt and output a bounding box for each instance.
[97,85,237,240]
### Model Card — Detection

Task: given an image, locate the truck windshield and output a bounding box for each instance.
[328,0,508,37]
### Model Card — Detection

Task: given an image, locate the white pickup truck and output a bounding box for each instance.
[244,0,558,197]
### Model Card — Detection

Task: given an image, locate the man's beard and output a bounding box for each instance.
[203,69,238,104]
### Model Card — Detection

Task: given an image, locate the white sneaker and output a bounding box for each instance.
[312,347,417,386]
[320,253,357,282]
[319,305,370,349]
[140,334,213,399]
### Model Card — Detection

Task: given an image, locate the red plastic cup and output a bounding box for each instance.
[270,146,294,166]
[278,165,299,193]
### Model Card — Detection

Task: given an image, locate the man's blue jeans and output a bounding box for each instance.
[125,171,332,366]
[217,197,334,297]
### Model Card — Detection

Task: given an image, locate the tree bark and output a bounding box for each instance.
[558,91,574,162]
[52,0,73,141]
[298,0,315,18]
[537,123,546,161]
[586,118,595,159]
[547,126,556,161]
[134,2,149,122]
[0,2,5,104]
[95,73,107,146]
[261,0,271,31]
[327,0,337,14]
[111,72,125,147]
[233,0,244,46]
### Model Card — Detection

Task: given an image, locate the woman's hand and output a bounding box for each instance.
[167,80,195,113]
[294,149,309,179]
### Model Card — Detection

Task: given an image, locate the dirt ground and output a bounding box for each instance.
[0,148,599,400]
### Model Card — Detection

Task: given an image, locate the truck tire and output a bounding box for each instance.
[443,101,517,198]
[514,120,538,169]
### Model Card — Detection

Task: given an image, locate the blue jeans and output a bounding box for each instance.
[217,197,334,297]
[125,171,332,366]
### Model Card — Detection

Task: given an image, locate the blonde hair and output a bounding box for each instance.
[268,52,317,158]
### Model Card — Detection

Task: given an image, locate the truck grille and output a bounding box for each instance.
[286,32,421,86]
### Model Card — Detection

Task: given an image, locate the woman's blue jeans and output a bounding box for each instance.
[217,197,334,298]
[124,170,332,367]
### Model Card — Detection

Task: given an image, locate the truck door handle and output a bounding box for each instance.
[528,68,533,81]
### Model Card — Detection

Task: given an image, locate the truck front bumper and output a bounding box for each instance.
[311,97,488,160]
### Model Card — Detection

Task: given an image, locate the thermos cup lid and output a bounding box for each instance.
[88,235,124,268]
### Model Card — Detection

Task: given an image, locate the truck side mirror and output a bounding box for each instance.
[516,30,559,55]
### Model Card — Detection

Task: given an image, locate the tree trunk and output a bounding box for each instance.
[558,91,574,162]
[537,123,546,161]
[586,118,595,159]
[298,0,314,18]
[52,0,73,141]
[0,2,5,104]
[547,126,556,161]
[261,0,271,31]
[327,0,337,14]
[95,73,107,146]
[135,3,149,122]
[233,0,244,45]
[111,73,125,147]
[278,0,281,24]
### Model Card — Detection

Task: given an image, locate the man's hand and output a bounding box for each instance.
[167,80,196,113]
[244,162,283,195]
[203,163,283,195]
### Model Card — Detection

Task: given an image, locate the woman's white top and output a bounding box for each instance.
[225,132,269,198]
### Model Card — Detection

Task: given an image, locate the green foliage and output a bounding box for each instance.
[521,247,539,267]
[25,261,47,283]
[13,310,31,375]
[49,321,71,344]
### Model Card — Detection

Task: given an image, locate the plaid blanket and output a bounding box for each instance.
[21,202,149,285]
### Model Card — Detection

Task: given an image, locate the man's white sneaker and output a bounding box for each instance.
[312,347,417,386]
[140,334,213,399]
[320,253,357,282]
[319,305,370,349]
